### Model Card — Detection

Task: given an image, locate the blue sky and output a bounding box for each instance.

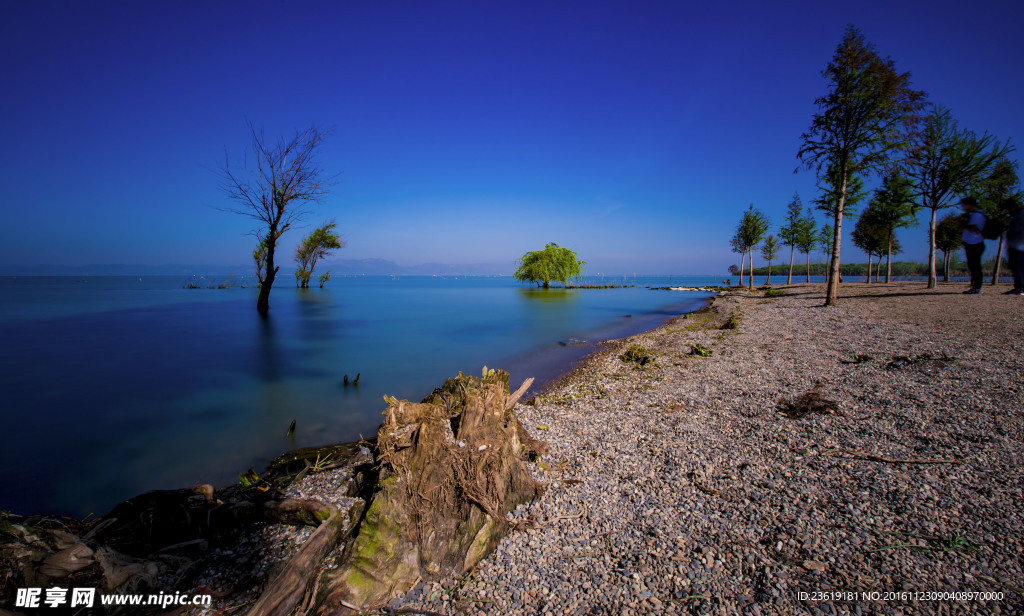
[2,0,1022,275]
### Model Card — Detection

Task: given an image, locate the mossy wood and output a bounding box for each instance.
[318,369,546,613]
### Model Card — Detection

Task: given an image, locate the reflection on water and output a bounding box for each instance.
[1,275,716,517]
[517,287,581,302]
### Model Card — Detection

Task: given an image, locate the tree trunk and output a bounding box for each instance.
[747,248,754,290]
[765,261,772,287]
[927,207,939,289]
[825,172,847,306]
[806,252,811,283]
[258,233,278,316]
[738,250,746,288]
[942,250,950,282]
[991,234,1005,285]
[866,254,872,283]
[787,246,794,284]
[885,235,892,283]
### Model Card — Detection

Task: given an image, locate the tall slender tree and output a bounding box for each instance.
[904,104,1013,288]
[851,205,891,283]
[812,163,866,287]
[869,172,918,282]
[797,25,926,305]
[934,213,962,282]
[730,234,747,288]
[761,235,780,286]
[778,193,816,284]
[818,223,834,281]
[219,123,334,315]
[794,208,820,283]
[734,205,770,290]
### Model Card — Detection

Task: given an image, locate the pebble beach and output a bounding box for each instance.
[390,282,1024,616]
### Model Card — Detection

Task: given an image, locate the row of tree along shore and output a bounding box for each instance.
[747,258,1009,282]
[730,25,1017,302]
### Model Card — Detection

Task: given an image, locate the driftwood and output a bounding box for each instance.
[776,387,841,419]
[246,502,362,616]
[822,449,966,465]
[0,445,372,610]
[317,370,546,614]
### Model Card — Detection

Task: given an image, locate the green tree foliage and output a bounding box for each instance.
[797,25,927,305]
[294,221,343,288]
[813,162,867,221]
[732,205,770,290]
[793,208,820,283]
[818,223,834,264]
[253,234,272,286]
[220,123,334,315]
[904,104,1013,288]
[870,172,918,282]
[513,243,586,288]
[970,157,1021,284]
[778,193,817,284]
[934,213,962,282]
[852,205,901,283]
[760,235,780,285]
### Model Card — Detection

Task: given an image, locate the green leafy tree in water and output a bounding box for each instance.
[934,213,962,282]
[904,104,1013,288]
[294,221,344,288]
[514,243,586,288]
[869,172,918,283]
[760,235,780,286]
[797,25,927,305]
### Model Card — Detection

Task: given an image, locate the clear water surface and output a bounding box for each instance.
[0,274,733,517]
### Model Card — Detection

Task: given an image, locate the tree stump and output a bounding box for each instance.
[317,369,545,613]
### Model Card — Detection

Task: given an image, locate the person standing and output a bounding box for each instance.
[1001,198,1024,296]
[960,197,986,294]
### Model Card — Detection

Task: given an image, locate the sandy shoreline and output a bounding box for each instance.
[395,282,1024,615]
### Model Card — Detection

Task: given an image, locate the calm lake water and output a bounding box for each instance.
[0,274,731,518]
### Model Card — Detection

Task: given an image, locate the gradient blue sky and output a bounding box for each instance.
[2,0,1022,275]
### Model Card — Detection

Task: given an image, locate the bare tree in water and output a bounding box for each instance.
[219,123,333,315]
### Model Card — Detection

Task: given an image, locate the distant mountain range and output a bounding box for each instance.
[0,258,515,277]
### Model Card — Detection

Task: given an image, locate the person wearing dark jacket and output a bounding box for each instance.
[1001,198,1024,296]
[959,197,986,294]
